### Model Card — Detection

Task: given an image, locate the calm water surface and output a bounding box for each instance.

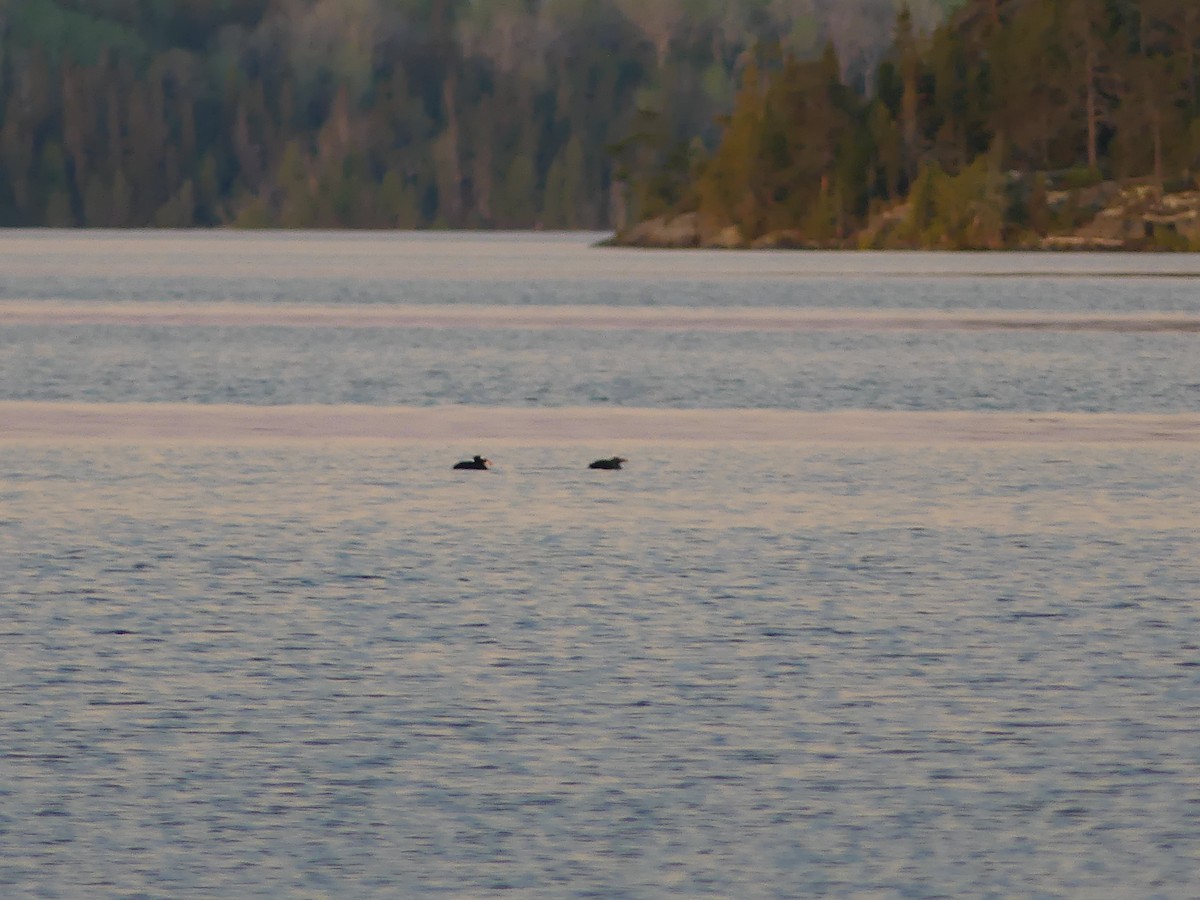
[1,232,1199,897]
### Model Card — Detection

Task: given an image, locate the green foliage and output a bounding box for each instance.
[692,46,871,242]
[10,0,148,66]
[0,0,966,229]
[22,0,1200,243]
[1061,167,1105,190]
[631,0,1200,247]
[1022,173,1050,236]
[1148,224,1192,252]
[904,161,942,239]
[930,155,1006,249]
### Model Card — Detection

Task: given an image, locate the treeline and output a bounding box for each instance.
[0,0,958,229]
[641,0,1200,247]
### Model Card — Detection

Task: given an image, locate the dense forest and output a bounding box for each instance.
[0,0,959,229]
[627,0,1200,248]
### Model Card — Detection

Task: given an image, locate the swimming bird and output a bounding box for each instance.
[588,456,627,470]
[453,455,491,470]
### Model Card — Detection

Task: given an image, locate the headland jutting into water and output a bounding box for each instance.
[610,181,1200,252]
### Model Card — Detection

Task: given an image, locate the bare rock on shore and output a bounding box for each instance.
[609,181,1200,251]
[708,225,746,249]
[1075,187,1200,248]
[617,212,702,248]
[614,213,749,249]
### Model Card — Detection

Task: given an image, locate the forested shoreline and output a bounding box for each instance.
[619,0,1200,249]
[6,0,1194,245]
[0,0,956,229]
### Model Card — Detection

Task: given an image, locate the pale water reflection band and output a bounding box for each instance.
[2,402,1199,444]
[4,301,1200,333]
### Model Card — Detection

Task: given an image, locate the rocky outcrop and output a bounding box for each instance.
[614,213,704,248]
[609,181,1200,251]
[612,213,747,249]
[1060,185,1200,249]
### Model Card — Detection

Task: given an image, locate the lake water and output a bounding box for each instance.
[1,231,1199,897]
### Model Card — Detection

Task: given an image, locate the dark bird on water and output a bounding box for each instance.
[589,456,627,470]
[453,455,491,470]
